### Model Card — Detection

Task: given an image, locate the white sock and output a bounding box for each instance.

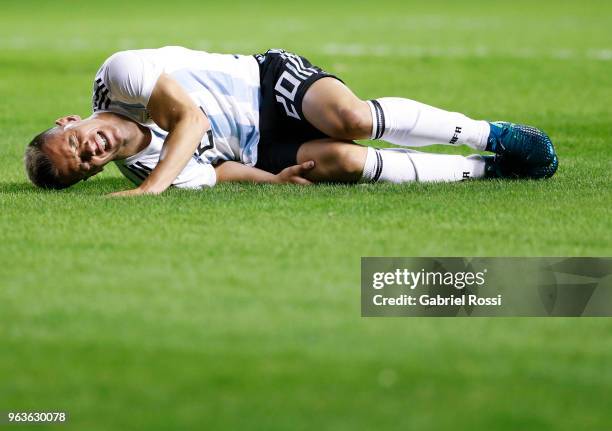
[360,147,416,183]
[360,147,486,183]
[368,98,490,150]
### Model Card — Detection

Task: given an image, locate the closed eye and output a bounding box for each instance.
[68,135,81,163]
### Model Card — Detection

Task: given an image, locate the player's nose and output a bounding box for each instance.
[80,140,96,159]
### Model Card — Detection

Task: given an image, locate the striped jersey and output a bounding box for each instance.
[92,46,261,189]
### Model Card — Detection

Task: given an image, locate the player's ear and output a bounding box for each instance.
[55,115,82,127]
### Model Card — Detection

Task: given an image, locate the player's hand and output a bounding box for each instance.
[276,161,315,185]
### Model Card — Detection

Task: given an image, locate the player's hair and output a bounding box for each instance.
[24,128,71,190]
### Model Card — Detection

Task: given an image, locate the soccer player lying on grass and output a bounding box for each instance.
[24,47,558,196]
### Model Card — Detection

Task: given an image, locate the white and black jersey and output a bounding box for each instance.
[91,46,342,187]
[92,46,261,189]
[115,126,217,189]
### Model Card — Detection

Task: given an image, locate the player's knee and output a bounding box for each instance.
[333,103,371,139]
[323,144,365,176]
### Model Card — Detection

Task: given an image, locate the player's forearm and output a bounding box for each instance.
[214,161,280,184]
[139,115,208,193]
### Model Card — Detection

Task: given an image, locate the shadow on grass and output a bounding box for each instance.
[0,177,130,194]
[1,175,542,199]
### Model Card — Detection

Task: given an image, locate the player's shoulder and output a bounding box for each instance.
[98,50,147,77]
[95,49,173,107]
[97,47,195,79]
[102,46,191,64]
[104,50,139,67]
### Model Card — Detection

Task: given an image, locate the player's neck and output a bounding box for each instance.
[116,121,151,160]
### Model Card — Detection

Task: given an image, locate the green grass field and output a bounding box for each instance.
[1,0,611,429]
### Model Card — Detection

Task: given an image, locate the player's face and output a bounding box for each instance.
[43,115,123,185]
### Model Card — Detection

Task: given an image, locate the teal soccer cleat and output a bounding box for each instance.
[486,122,557,167]
[484,154,558,180]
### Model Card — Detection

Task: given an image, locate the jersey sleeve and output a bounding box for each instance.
[172,161,217,189]
[114,159,217,190]
[101,51,164,106]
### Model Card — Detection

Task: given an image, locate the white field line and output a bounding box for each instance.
[0,37,610,61]
[321,43,612,61]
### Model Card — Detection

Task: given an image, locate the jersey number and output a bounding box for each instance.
[275,71,301,120]
[196,129,215,156]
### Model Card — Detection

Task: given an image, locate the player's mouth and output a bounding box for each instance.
[95,131,112,154]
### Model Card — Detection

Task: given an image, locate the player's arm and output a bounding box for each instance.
[109,73,209,196]
[214,160,315,185]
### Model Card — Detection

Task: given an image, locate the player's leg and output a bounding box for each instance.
[300,78,372,141]
[302,78,558,175]
[295,139,491,183]
[296,139,367,182]
[302,77,490,149]
[256,49,556,180]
